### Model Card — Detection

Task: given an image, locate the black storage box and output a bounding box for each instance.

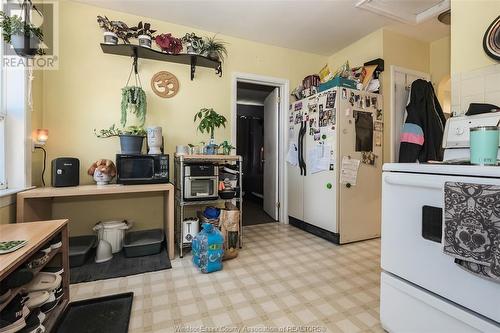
[52,157,80,187]
[123,229,164,258]
[69,235,95,267]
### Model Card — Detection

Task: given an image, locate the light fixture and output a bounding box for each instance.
[438,10,451,25]
[33,129,48,187]
[34,128,49,146]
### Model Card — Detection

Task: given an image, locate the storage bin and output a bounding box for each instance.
[197,210,219,228]
[69,235,96,267]
[123,229,164,258]
[93,220,131,254]
[318,77,357,92]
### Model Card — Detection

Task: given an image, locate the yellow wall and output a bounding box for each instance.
[327,29,435,162]
[328,29,384,71]
[430,36,451,86]
[451,0,500,74]
[37,0,326,235]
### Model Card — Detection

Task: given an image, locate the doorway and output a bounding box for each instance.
[232,73,289,226]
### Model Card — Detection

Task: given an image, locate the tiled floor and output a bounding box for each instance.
[70,223,383,332]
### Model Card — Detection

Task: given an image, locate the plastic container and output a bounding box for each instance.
[470,126,499,165]
[69,235,96,267]
[93,220,131,254]
[123,229,164,258]
[318,77,357,92]
[192,223,224,273]
[95,240,113,263]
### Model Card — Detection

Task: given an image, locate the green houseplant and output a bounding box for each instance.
[219,141,235,155]
[0,11,43,57]
[194,108,227,154]
[202,35,228,62]
[121,86,147,128]
[94,124,147,154]
[130,21,156,48]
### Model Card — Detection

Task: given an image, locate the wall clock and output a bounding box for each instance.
[484,15,500,61]
[151,71,179,98]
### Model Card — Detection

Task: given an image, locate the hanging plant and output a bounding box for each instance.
[121,86,147,127]
[0,11,44,57]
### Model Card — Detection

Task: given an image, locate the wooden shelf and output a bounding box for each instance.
[100,43,222,80]
[175,154,242,162]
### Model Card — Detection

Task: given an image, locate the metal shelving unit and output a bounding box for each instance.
[174,154,243,258]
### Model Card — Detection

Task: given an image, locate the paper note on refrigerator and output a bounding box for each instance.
[287,143,299,166]
[340,156,361,185]
[309,143,331,174]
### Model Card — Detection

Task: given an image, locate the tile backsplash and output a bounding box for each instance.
[451,63,500,116]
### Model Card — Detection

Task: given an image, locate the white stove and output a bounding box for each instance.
[381,163,500,332]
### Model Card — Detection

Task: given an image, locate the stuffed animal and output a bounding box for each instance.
[87,159,117,185]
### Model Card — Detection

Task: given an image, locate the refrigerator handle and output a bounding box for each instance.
[300,122,307,176]
[298,122,303,175]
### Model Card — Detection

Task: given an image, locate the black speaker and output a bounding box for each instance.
[51,157,80,187]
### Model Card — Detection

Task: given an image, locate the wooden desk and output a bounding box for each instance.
[0,220,69,332]
[17,184,175,260]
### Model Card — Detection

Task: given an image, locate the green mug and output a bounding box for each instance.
[470,126,499,165]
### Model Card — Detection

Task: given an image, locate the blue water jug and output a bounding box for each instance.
[192,223,224,273]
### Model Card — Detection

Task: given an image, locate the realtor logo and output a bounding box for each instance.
[1,0,59,70]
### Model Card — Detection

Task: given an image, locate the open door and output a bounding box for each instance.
[263,87,279,220]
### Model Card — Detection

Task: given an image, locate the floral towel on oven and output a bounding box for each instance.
[443,182,500,283]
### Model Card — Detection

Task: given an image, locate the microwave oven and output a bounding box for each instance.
[184,164,218,200]
[116,154,169,185]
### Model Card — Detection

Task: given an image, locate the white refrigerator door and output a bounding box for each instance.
[337,89,383,243]
[381,171,500,322]
[287,100,304,220]
[303,89,338,233]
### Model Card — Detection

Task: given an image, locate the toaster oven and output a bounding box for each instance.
[184,164,218,200]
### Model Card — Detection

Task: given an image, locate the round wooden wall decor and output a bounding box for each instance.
[484,15,500,61]
[151,71,179,98]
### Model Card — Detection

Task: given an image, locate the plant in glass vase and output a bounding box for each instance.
[194,108,227,155]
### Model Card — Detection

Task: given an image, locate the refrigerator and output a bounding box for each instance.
[287,87,383,244]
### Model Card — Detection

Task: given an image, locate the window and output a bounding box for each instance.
[0,10,5,190]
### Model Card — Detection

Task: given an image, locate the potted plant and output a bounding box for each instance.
[155,33,182,54]
[94,124,147,154]
[202,35,228,62]
[97,15,132,44]
[194,108,227,155]
[121,86,147,127]
[0,11,43,57]
[219,141,235,155]
[181,32,204,55]
[130,21,156,48]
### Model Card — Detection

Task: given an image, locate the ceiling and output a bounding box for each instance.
[77,0,450,56]
[237,82,275,106]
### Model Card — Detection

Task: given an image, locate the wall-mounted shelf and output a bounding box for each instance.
[100,43,222,80]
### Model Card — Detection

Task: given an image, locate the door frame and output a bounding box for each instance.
[390,66,431,162]
[231,72,290,224]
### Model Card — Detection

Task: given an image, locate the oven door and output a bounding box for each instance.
[184,176,218,200]
[381,171,500,323]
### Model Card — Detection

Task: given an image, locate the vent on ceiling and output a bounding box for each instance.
[356,0,450,25]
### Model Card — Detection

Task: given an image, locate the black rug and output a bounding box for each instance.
[70,245,171,284]
[55,292,133,333]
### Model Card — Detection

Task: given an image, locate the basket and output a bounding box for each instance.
[197,211,219,228]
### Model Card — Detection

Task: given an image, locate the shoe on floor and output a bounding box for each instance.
[49,235,62,251]
[40,266,63,276]
[18,309,41,333]
[0,269,34,294]
[0,295,29,333]
[25,273,61,293]
[25,253,50,270]
[24,292,50,310]
[39,293,56,314]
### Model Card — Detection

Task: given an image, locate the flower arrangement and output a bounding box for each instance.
[155,33,182,54]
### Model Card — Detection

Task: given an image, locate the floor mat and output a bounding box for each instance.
[70,245,171,284]
[55,292,133,333]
